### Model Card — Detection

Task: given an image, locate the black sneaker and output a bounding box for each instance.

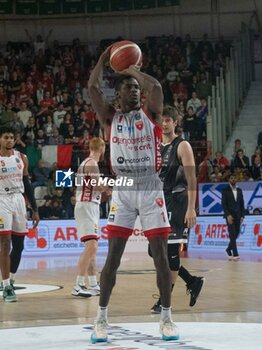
[150,295,162,314]
[186,277,205,307]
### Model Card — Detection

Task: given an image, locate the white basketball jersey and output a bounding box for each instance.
[75,157,101,204]
[110,108,162,177]
[0,150,24,194]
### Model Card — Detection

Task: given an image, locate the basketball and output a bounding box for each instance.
[109,40,142,72]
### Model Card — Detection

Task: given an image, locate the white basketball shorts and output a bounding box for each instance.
[74,201,100,242]
[0,193,28,236]
[107,177,171,239]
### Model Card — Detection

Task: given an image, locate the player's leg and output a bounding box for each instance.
[73,202,100,297]
[10,193,28,289]
[149,236,179,341]
[0,199,17,302]
[91,236,128,343]
[72,239,98,297]
[169,192,205,307]
[0,235,17,302]
[10,234,25,286]
[149,242,178,314]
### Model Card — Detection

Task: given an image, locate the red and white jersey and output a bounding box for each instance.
[75,157,101,204]
[110,108,162,177]
[0,150,24,195]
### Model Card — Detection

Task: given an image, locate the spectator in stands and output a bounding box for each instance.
[24,28,53,54]
[46,162,57,197]
[195,97,208,138]
[232,139,245,159]
[64,124,79,145]
[38,196,53,219]
[197,34,214,60]
[59,112,72,138]
[196,73,212,99]
[32,159,50,189]
[210,165,223,182]
[250,155,261,180]
[61,90,73,110]
[43,114,56,137]
[0,102,14,126]
[75,110,91,135]
[53,102,67,128]
[40,91,55,111]
[14,132,26,153]
[10,112,24,135]
[35,81,44,105]
[64,195,76,219]
[213,151,230,170]
[48,128,64,145]
[50,199,65,219]
[183,106,197,141]
[23,116,37,146]
[35,128,47,150]
[186,91,201,112]
[7,71,21,96]
[52,187,67,207]
[17,101,32,128]
[41,71,54,96]
[232,149,250,170]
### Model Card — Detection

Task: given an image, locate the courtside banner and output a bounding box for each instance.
[23,217,147,256]
[189,215,262,251]
[198,181,262,215]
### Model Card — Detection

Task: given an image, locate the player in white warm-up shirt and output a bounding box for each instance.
[0,127,39,302]
[72,137,110,298]
[88,46,178,343]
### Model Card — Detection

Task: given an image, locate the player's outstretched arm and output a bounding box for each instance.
[88,47,115,125]
[120,65,163,122]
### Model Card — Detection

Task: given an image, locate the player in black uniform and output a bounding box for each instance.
[149,106,205,313]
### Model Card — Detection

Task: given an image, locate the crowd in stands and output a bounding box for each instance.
[0,30,261,218]
[207,139,262,183]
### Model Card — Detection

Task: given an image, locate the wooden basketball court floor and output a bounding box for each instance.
[1,250,262,330]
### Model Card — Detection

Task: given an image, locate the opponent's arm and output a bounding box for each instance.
[21,153,40,229]
[120,65,163,124]
[88,47,115,125]
[178,141,197,228]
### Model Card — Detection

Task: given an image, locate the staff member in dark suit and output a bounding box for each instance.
[222,174,245,260]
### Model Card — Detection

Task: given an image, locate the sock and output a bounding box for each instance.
[178,265,194,285]
[97,306,108,320]
[10,273,16,281]
[76,275,85,286]
[161,306,172,321]
[88,275,97,287]
[3,279,10,287]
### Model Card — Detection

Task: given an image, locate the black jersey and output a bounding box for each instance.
[160,135,187,193]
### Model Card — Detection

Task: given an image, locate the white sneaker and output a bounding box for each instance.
[90,317,108,343]
[71,284,92,297]
[159,319,179,341]
[87,284,100,296]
